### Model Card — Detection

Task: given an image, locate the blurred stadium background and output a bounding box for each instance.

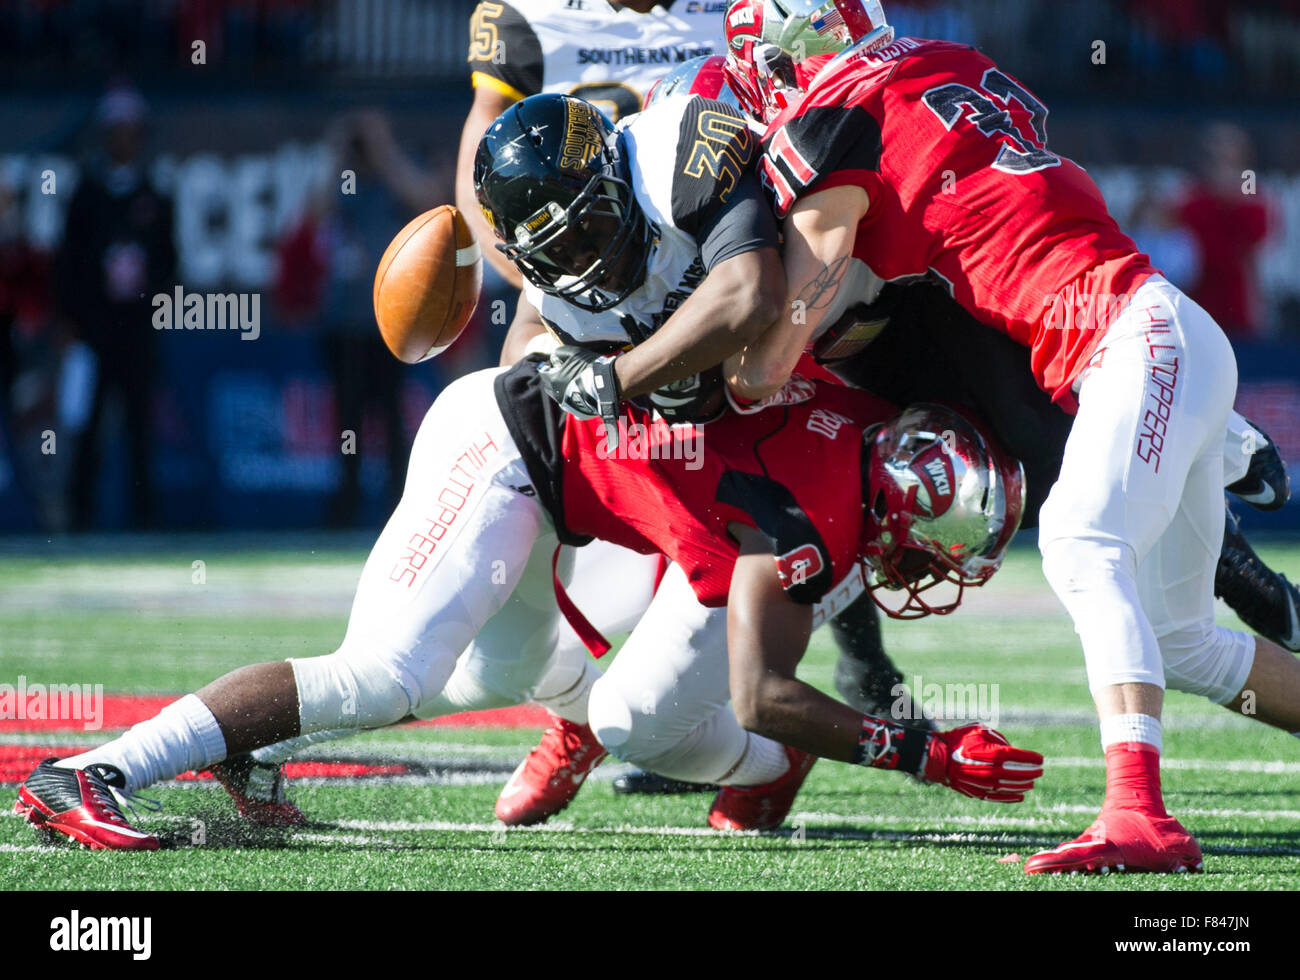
[0,0,1297,537]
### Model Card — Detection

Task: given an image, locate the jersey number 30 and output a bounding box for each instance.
[922,68,1059,175]
[683,110,754,204]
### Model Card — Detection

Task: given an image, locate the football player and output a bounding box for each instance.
[456,0,843,805]
[215,2,733,820]
[473,78,946,810]
[458,0,724,291]
[14,364,1042,850]
[711,0,1300,873]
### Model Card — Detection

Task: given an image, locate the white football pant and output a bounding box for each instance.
[1039,276,1256,705]
[284,367,788,785]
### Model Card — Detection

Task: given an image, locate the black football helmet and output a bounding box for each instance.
[474,94,653,312]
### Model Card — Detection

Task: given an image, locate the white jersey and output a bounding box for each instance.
[521,95,748,351]
[468,0,725,121]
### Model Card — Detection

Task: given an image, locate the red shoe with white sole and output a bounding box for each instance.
[209,753,307,827]
[495,715,608,826]
[15,758,159,851]
[707,747,816,831]
[1024,807,1203,875]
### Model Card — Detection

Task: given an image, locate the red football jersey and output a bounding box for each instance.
[761,37,1156,408]
[561,380,894,607]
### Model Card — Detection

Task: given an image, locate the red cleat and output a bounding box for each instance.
[15,758,159,851]
[1024,808,1203,875]
[209,753,307,827]
[707,747,816,831]
[495,715,608,826]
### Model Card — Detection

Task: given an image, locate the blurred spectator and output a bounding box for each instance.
[1127,0,1229,82]
[54,84,176,530]
[1175,123,1273,339]
[0,178,42,423]
[0,176,57,526]
[316,110,416,527]
[1128,186,1200,291]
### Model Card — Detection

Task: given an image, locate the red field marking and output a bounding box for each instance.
[0,744,414,784]
[0,694,549,732]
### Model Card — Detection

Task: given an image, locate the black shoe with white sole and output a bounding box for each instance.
[1226,418,1291,512]
[611,770,716,795]
[1216,502,1300,652]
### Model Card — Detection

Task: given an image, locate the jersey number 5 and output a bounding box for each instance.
[468,2,504,62]
[922,68,1059,175]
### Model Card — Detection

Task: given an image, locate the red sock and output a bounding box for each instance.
[1102,742,1166,816]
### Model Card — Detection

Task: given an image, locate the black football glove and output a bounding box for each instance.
[537,345,623,448]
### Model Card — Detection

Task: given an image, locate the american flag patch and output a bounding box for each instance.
[811,3,845,35]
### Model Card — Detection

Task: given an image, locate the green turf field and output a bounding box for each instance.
[2,537,1299,890]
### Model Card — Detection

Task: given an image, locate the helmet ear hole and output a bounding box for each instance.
[872,488,888,521]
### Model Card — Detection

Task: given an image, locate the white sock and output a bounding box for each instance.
[720,733,790,787]
[56,694,227,792]
[1099,713,1163,753]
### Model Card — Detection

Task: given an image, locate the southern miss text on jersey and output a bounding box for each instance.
[761,37,1155,407]
[469,0,725,121]
[523,95,773,419]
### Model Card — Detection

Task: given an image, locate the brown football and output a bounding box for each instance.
[373,204,483,363]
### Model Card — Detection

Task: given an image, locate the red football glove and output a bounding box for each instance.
[922,724,1044,802]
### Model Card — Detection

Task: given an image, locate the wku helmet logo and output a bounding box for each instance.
[912,444,955,518]
[775,543,826,590]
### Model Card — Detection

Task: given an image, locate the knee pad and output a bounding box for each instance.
[1040,537,1133,602]
[587,674,637,755]
[1041,537,1166,691]
[587,674,682,764]
[292,638,458,733]
[1161,625,1255,704]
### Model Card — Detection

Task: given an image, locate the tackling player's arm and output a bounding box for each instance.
[726,525,863,760]
[500,294,550,365]
[458,0,547,289]
[726,100,882,399]
[611,101,786,399]
[727,524,1045,797]
[724,183,869,399]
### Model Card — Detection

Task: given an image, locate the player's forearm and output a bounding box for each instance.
[613,248,783,399]
[732,673,865,763]
[726,186,868,400]
[456,104,523,288]
[725,541,861,761]
[500,296,547,365]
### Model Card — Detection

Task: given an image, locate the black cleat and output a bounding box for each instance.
[612,769,716,795]
[1226,418,1290,511]
[1216,502,1300,652]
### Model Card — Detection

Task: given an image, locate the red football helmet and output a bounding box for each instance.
[859,404,1025,619]
[723,0,894,123]
[643,55,744,111]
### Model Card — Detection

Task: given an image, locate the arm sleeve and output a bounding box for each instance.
[669,99,762,236]
[468,1,544,102]
[696,170,780,272]
[761,103,883,217]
